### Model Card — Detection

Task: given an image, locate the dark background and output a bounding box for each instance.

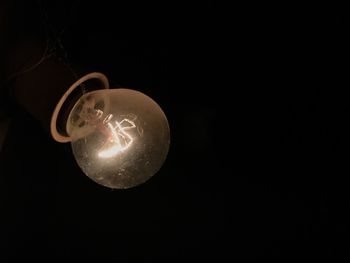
[0,1,347,261]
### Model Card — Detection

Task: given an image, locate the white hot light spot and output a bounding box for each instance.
[98,115,136,158]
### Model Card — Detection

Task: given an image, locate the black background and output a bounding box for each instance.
[0,1,348,261]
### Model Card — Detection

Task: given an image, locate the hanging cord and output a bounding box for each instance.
[14,40,52,77]
[3,14,54,84]
[3,0,85,93]
[35,0,81,82]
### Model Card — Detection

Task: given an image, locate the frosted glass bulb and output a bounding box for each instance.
[66,89,170,189]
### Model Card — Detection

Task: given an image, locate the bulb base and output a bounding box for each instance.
[50,72,109,143]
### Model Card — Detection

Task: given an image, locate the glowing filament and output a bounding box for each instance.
[98,117,136,158]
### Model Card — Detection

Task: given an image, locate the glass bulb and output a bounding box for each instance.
[66,89,170,189]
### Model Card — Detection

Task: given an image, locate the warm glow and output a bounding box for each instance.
[98,116,136,158]
[66,87,170,189]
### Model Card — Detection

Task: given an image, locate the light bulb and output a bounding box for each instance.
[66,89,170,189]
[50,73,170,189]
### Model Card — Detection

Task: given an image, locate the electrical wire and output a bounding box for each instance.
[4,38,54,83]
[2,0,81,88]
[35,0,79,79]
